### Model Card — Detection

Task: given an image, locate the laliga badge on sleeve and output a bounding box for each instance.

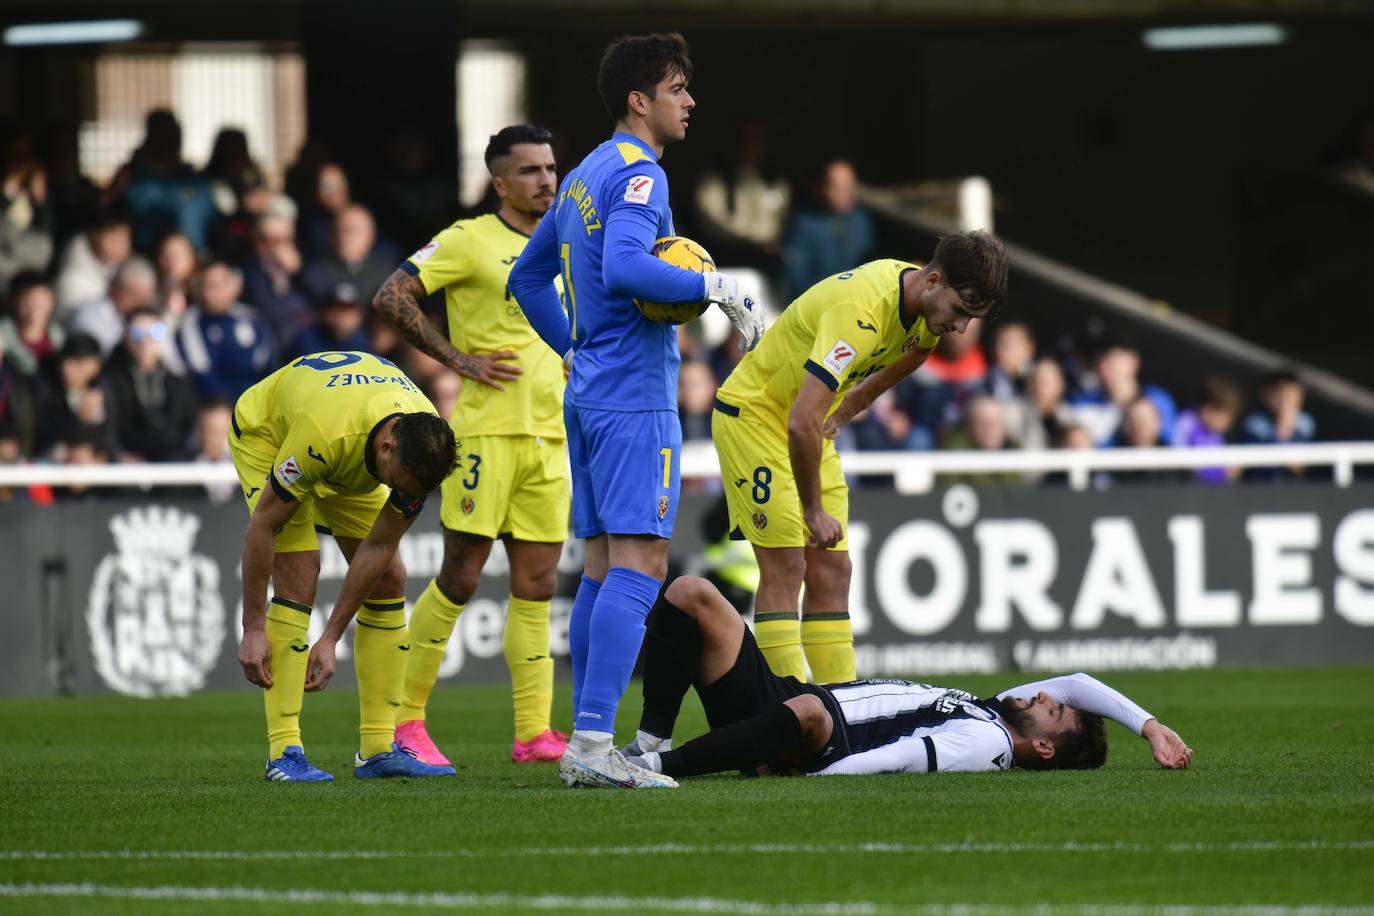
[277,456,304,488]
[624,175,654,205]
[822,339,856,375]
[410,239,440,264]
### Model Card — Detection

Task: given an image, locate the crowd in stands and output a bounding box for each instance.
[0,109,1321,502]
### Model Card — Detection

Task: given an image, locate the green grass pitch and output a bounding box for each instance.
[1,667,1371,915]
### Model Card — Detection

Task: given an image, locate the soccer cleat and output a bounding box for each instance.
[558,747,678,789]
[395,719,452,767]
[355,743,456,779]
[512,729,569,763]
[265,746,334,782]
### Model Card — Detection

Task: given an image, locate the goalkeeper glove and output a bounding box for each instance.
[703,271,765,352]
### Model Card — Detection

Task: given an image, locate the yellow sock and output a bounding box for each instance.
[264,597,311,759]
[802,613,856,684]
[355,597,408,759]
[754,612,808,682]
[399,581,464,725]
[504,595,554,742]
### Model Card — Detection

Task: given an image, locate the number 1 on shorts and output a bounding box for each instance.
[659,447,672,489]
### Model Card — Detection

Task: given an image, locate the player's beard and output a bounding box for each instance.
[999,700,1038,738]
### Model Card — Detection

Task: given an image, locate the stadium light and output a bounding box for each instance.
[4,19,145,46]
[1142,23,1287,51]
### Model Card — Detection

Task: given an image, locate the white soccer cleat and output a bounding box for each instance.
[559,746,678,789]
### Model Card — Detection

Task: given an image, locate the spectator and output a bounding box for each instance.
[191,398,238,505]
[1045,422,1098,488]
[300,204,392,307]
[202,127,265,217]
[903,318,987,441]
[154,231,198,321]
[1069,339,1176,447]
[42,123,100,254]
[1110,395,1182,486]
[297,161,351,261]
[376,126,452,250]
[241,213,311,342]
[985,321,1036,400]
[937,394,1021,486]
[53,210,131,314]
[0,414,53,505]
[853,389,926,451]
[1,272,64,376]
[780,159,875,299]
[1171,376,1243,484]
[1010,356,1074,450]
[288,283,373,358]
[66,256,159,359]
[678,358,716,441]
[31,333,109,459]
[694,123,789,269]
[55,425,111,500]
[177,261,275,401]
[1241,370,1316,481]
[708,327,748,385]
[0,130,54,297]
[0,333,38,455]
[107,109,216,253]
[103,306,200,462]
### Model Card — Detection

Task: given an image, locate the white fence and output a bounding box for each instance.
[3,442,1373,495]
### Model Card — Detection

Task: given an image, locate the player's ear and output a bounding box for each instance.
[627,90,649,117]
[1031,736,1056,762]
[924,268,943,290]
[491,174,508,199]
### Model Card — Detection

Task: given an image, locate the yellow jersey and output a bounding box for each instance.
[404,213,565,440]
[715,260,941,434]
[232,351,438,518]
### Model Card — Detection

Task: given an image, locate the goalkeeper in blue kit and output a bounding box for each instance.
[508,32,766,789]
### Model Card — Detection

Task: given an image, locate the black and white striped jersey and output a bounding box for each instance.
[808,673,1153,777]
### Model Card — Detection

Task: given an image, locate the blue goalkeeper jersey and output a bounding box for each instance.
[509,132,705,412]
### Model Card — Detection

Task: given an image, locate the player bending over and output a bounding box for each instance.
[233,351,458,781]
[619,577,1192,783]
[713,232,1008,685]
[508,33,765,790]
[374,125,571,766]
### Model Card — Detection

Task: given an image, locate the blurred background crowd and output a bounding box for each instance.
[0,105,1330,500]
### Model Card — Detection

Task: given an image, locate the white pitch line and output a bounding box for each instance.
[0,882,1372,916]
[2,839,1372,861]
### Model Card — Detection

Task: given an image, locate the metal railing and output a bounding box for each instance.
[3,442,1372,496]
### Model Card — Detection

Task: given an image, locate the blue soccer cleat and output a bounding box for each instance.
[354,743,456,779]
[265,745,334,782]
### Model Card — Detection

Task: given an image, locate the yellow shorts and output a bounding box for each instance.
[711,404,848,551]
[229,426,386,554]
[442,434,570,542]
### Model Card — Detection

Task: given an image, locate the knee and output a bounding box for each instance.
[665,575,713,620]
[273,554,320,605]
[373,557,407,599]
[435,554,479,603]
[511,565,557,603]
[764,551,808,588]
[807,551,852,591]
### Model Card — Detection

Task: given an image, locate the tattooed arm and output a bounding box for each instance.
[373,268,521,390]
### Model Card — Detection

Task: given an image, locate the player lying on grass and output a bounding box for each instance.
[232,351,459,782]
[616,576,1192,785]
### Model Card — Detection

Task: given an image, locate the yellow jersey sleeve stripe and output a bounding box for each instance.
[804,359,841,391]
[616,142,654,165]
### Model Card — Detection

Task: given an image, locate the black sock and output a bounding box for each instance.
[637,588,702,740]
[657,702,803,778]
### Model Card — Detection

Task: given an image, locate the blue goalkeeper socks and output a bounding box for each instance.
[569,575,601,715]
[575,567,661,735]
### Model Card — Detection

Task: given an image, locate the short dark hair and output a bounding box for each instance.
[1200,376,1242,415]
[7,270,48,305]
[392,412,458,494]
[484,124,553,173]
[61,334,103,361]
[597,33,693,123]
[1262,368,1301,391]
[1049,710,1108,770]
[928,230,1009,315]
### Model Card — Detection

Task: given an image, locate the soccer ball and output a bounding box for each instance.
[634,236,715,324]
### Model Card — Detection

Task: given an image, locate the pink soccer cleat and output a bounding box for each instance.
[394,720,452,767]
[511,729,569,763]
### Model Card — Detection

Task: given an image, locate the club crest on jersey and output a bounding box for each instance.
[461,496,475,515]
[658,495,670,520]
[277,456,303,488]
[752,511,768,530]
[823,339,856,375]
[624,175,654,205]
[410,239,440,264]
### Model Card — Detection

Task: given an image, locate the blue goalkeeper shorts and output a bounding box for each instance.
[565,402,681,539]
